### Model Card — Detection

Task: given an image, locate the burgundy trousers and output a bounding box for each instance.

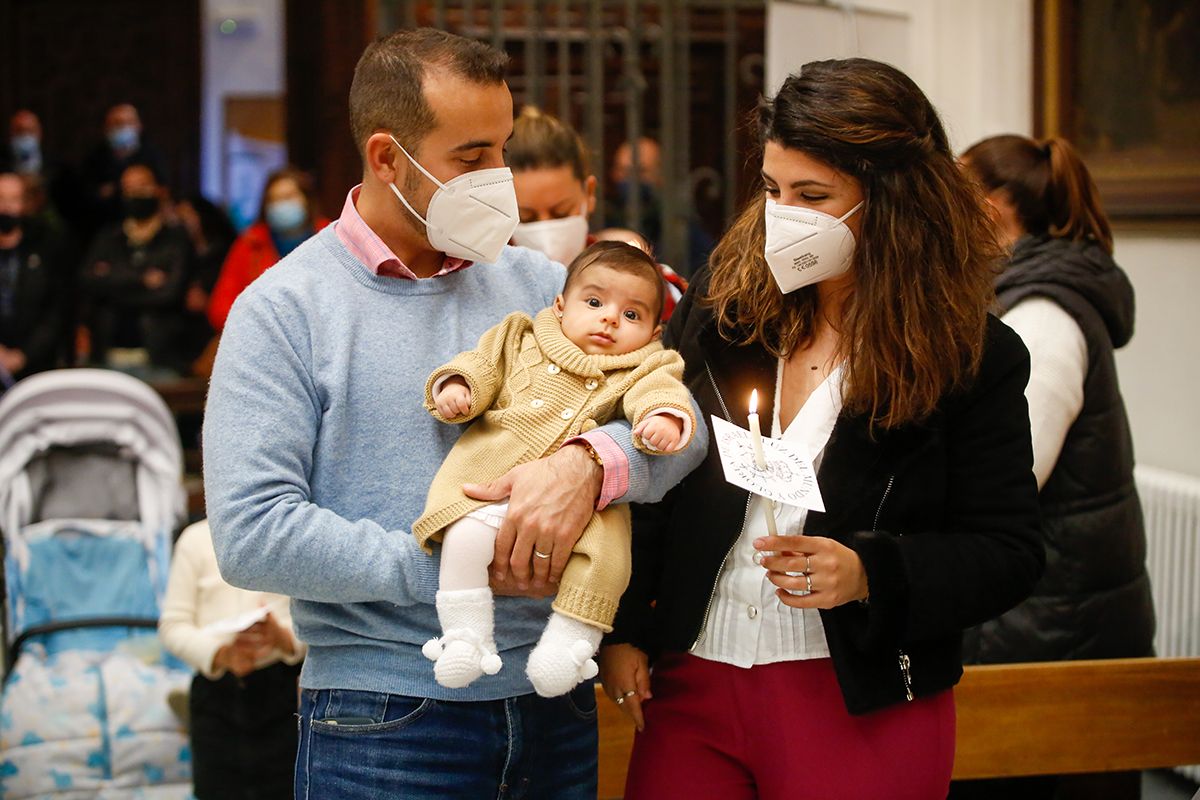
[625,654,956,800]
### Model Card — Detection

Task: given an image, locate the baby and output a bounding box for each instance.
[414,241,695,697]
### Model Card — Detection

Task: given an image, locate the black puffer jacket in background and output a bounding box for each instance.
[963,235,1155,663]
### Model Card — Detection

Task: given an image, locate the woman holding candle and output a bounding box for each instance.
[598,58,1044,799]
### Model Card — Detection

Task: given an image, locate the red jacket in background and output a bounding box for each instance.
[207,218,330,331]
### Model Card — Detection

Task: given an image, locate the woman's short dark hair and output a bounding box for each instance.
[349,28,508,158]
[706,58,1002,428]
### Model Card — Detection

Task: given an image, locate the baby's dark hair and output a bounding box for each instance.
[563,241,665,320]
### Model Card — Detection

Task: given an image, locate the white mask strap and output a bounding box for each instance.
[389,181,431,228]
[389,134,449,191]
[837,201,865,223]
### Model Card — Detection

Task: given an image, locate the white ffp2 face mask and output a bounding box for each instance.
[511,206,589,266]
[388,135,519,263]
[763,198,864,293]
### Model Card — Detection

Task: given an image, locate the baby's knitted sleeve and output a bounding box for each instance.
[424,312,530,423]
[622,349,696,453]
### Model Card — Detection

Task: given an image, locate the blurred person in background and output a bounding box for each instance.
[507,107,686,320]
[606,135,714,277]
[952,133,1155,800]
[0,171,64,387]
[80,103,166,242]
[78,163,192,376]
[206,167,327,333]
[4,110,48,178]
[4,110,78,239]
[174,193,236,375]
[160,519,304,800]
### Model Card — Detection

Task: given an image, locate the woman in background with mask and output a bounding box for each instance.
[206,167,328,332]
[598,58,1044,799]
[507,107,687,319]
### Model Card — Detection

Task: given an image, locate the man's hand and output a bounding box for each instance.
[633,414,684,452]
[434,376,472,418]
[464,444,602,590]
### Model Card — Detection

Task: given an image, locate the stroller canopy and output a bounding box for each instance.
[0,368,185,541]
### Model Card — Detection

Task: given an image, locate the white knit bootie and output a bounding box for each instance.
[421,588,503,689]
[525,612,603,698]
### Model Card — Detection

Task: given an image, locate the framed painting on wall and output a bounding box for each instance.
[1035,0,1200,218]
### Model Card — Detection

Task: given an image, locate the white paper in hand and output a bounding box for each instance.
[711,415,825,512]
[201,605,271,637]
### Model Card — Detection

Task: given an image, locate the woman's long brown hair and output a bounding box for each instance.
[961,133,1113,254]
[706,58,1002,430]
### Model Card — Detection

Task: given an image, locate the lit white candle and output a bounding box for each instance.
[748,390,779,538]
[748,389,767,471]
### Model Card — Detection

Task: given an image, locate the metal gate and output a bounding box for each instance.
[377,0,766,276]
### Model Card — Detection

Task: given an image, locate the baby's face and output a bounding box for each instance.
[555,265,661,355]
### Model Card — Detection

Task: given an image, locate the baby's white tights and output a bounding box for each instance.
[422,507,602,696]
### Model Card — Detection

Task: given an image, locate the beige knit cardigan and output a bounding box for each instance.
[413,307,694,549]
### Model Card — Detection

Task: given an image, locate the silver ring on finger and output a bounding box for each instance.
[804,555,812,574]
[623,690,636,699]
[533,549,551,559]
[614,695,625,705]
[805,573,813,594]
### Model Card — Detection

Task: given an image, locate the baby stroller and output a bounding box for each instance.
[0,369,192,798]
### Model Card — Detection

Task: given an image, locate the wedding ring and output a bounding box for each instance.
[805,555,813,575]
[533,550,551,559]
[623,690,637,699]
[614,695,626,705]
[805,573,813,593]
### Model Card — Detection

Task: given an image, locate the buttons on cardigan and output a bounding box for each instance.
[560,409,575,420]
[531,399,545,408]
[585,379,599,390]
[547,364,561,375]
[747,605,758,619]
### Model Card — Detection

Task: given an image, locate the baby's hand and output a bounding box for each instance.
[634,414,684,452]
[434,376,472,418]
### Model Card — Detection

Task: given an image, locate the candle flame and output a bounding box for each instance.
[749,389,758,414]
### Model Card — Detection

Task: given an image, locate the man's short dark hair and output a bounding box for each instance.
[349,28,509,160]
[563,241,665,321]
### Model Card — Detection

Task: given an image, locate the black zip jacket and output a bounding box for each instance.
[608,274,1045,715]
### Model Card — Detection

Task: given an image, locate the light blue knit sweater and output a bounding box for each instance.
[203,224,706,700]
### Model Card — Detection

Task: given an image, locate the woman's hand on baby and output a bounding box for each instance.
[434,376,472,418]
[754,534,870,608]
[633,415,684,451]
[599,644,652,731]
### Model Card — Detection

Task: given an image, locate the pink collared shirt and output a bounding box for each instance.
[334,185,472,279]
[334,183,629,507]
[568,432,628,510]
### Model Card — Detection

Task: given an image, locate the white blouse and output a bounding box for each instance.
[692,361,844,667]
[1001,297,1087,490]
[158,520,305,679]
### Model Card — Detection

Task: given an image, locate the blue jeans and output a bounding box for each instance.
[294,684,598,799]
